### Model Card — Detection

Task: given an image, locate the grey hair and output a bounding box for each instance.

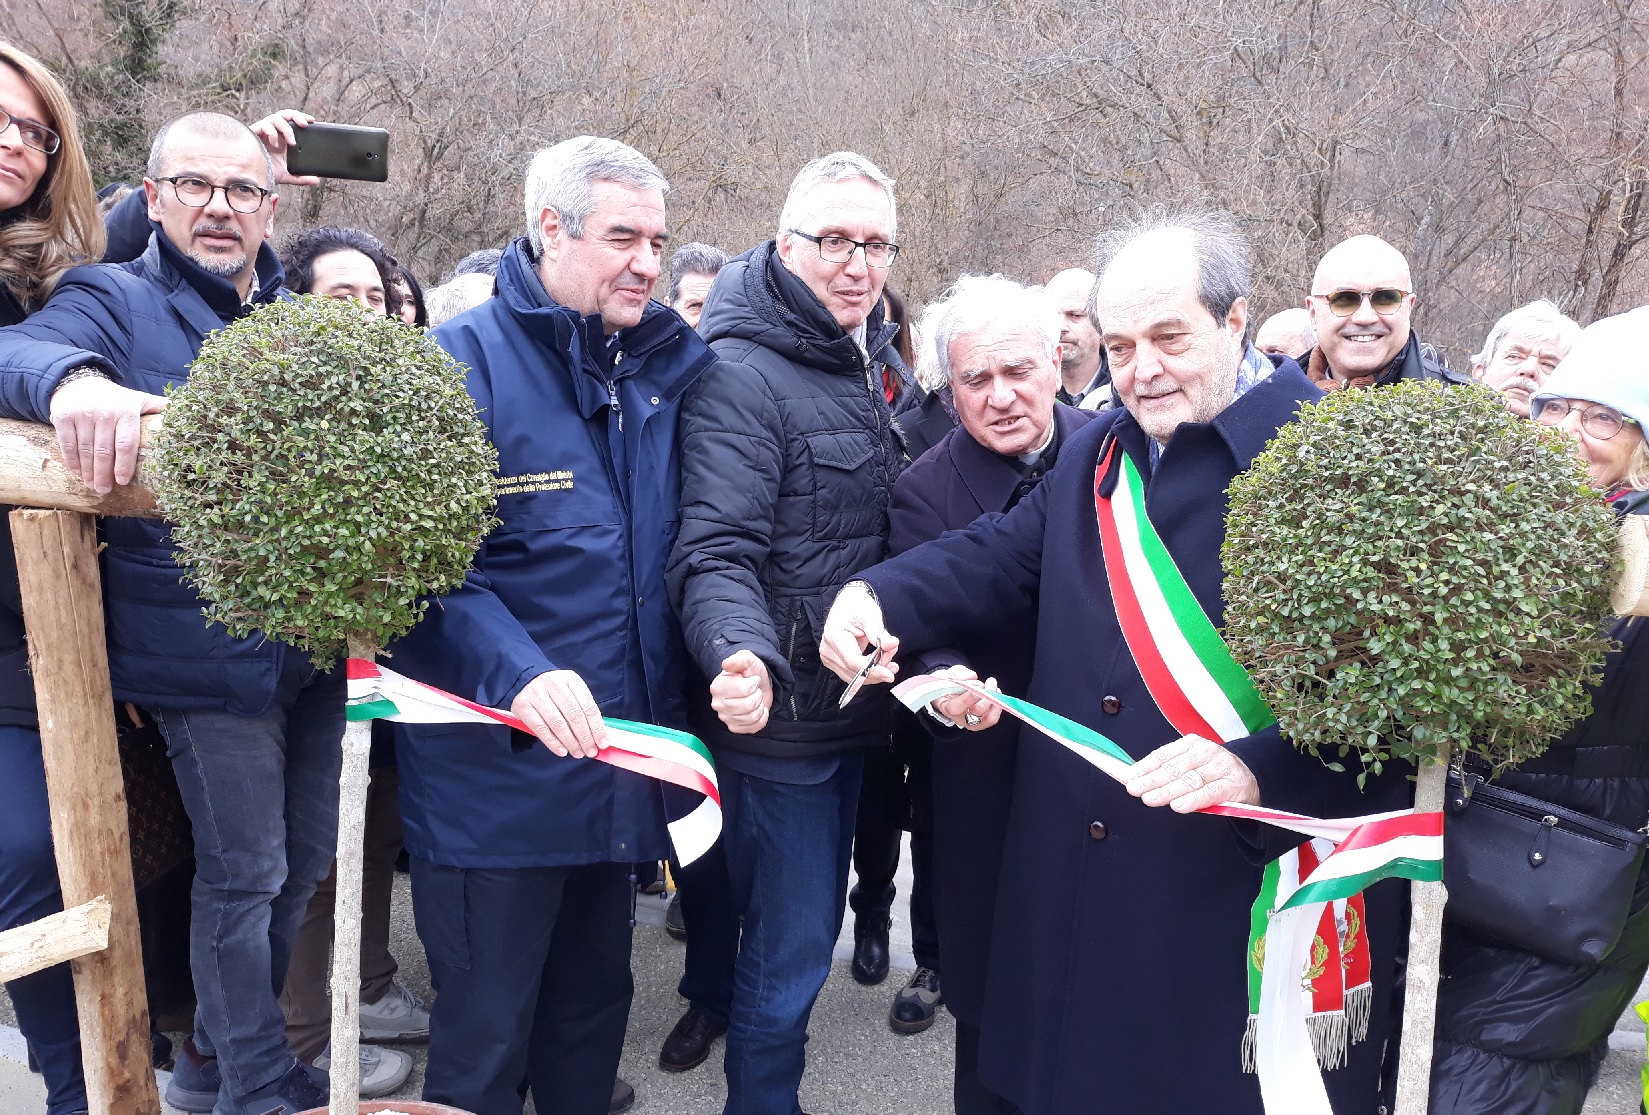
[776,152,897,242]
[523,136,669,256]
[425,273,495,328]
[668,242,730,301]
[912,297,951,392]
[1089,208,1251,325]
[932,274,1062,382]
[1471,299,1581,368]
[148,112,276,189]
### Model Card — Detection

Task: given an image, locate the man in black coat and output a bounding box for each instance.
[820,212,1407,1115]
[665,151,910,1115]
[888,274,1094,1113]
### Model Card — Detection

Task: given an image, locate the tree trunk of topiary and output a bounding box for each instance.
[328,634,376,1115]
[1394,743,1451,1115]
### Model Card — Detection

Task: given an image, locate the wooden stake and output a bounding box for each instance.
[1393,744,1451,1115]
[328,635,376,1115]
[0,897,110,983]
[12,509,161,1115]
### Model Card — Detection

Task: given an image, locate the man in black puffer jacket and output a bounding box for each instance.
[667,151,908,1115]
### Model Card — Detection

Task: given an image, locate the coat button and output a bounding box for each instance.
[650,396,660,405]
[1088,821,1108,841]
[1101,695,1122,715]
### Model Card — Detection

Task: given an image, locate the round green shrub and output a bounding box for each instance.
[151,295,497,662]
[1222,381,1618,779]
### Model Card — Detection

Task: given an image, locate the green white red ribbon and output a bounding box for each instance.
[345,659,721,865]
[893,674,1442,1114]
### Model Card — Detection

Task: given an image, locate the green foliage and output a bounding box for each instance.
[151,296,497,663]
[1223,381,1618,778]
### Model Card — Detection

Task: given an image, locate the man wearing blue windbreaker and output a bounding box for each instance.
[384,136,718,1115]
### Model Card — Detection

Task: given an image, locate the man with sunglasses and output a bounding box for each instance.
[666,151,911,1115]
[0,112,350,1115]
[1301,234,1468,391]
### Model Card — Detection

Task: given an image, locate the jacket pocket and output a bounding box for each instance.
[769,590,844,724]
[805,431,881,542]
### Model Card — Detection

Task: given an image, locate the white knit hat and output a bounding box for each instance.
[1531,305,1649,433]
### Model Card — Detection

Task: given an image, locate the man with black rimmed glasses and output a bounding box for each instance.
[1299,233,1467,391]
[0,111,352,1115]
[666,151,911,1115]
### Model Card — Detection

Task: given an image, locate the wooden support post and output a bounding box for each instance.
[1393,743,1451,1115]
[13,509,160,1115]
[0,897,111,983]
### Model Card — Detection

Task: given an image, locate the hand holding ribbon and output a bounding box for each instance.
[1125,733,1261,812]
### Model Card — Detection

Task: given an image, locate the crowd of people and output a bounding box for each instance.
[0,36,1646,1115]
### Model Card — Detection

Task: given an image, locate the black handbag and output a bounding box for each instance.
[1444,762,1647,967]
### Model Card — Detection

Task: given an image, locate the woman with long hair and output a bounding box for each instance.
[0,39,105,1115]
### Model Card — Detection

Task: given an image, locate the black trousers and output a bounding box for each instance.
[410,858,633,1115]
[671,837,739,1024]
[850,734,940,971]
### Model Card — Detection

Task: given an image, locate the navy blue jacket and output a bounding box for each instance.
[860,367,1410,1115]
[0,227,295,715]
[385,239,714,867]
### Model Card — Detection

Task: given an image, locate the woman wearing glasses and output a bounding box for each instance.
[0,39,104,1115]
[1424,307,1649,1114]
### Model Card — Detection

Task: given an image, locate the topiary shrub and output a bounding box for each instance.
[151,295,498,1114]
[150,295,497,662]
[1221,379,1619,1113]
[1222,380,1617,783]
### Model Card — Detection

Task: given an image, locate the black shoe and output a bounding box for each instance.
[610,1077,636,1113]
[659,1006,727,1072]
[852,913,891,985]
[889,966,943,1033]
[665,890,687,941]
[215,1060,328,1115]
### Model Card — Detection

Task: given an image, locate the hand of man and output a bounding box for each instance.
[249,109,321,186]
[819,582,900,687]
[710,650,772,735]
[928,665,1003,731]
[510,669,608,758]
[1124,734,1261,813]
[48,374,168,494]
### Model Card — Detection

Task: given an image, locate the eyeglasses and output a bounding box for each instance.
[788,230,900,268]
[1311,288,1411,317]
[156,175,272,214]
[0,108,61,156]
[1534,399,1638,440]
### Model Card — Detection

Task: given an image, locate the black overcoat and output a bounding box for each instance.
[887,404,1094,1026]
[860,367,1408,1115]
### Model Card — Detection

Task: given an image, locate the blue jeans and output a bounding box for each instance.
[719,755,863,1115]
[0,724,86,1115]
[155,659,344,1098]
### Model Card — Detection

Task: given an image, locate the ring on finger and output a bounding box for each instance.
[965,712,981,726]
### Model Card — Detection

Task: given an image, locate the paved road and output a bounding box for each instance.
[3,861,1645,1114]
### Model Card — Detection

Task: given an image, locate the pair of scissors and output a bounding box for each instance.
[838,636,884,709]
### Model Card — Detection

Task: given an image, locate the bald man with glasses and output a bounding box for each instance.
[1300,234,1469,391]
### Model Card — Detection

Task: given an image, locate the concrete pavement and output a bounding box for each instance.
[3,861,1644,1114]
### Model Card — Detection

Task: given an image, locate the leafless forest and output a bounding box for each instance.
[5,0,1648,357]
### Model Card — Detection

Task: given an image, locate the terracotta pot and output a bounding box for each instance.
[296,1104,474,1115]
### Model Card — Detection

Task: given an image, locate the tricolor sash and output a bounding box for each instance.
[345,659,721,865]
[1094,438,1374,1088]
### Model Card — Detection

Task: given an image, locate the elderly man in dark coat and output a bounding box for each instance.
[886,274,1093,1112]
[821,213,1407,1115]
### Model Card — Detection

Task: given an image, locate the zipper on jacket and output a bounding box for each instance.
[786,614,801,720]
[607,379,624,432]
